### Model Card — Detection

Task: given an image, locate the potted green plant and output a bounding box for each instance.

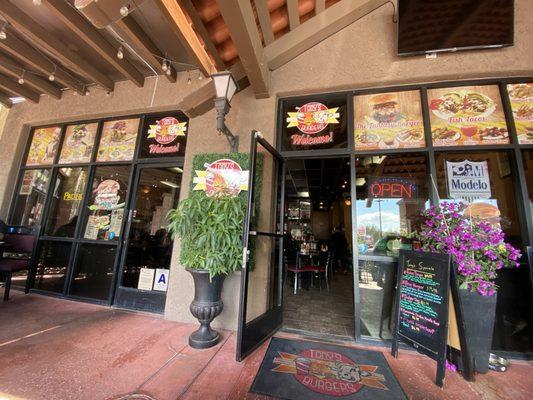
[418,202,521,373]
[168,194,245,349]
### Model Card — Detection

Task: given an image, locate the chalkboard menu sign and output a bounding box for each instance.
[392,250,451,387]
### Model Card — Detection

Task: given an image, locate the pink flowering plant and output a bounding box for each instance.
[418,202,521,296]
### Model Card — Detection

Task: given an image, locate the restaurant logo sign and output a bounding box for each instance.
[286,102,339,145]
[193,159,249,197]
[92,179,121,210]
[147,116,187,154]
[446,160,491,199]
[272,348,388,396]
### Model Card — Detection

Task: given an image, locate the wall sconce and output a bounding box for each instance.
[211,71,239,152]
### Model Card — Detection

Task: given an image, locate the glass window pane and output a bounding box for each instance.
[280,96,348,151]
[34,240,71,294]
[44,167,89,237]
[96,118,139,162]
[11,169,51,228]
[25,126,61,166]
[69,244,116,300]
[58,123,98,164]
[427,85,510,147]
[82,166,131,241]
[507,83,533,144]
[354,90,425,150]
[139,113,189,158]
[121,167,182,289]
[523,150,533,223]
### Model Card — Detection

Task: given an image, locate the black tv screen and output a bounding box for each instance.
[398,0,514,56]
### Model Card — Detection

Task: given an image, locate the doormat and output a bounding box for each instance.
[250,337,407,400]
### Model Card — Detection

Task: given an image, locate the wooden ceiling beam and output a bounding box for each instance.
[153,0,217,76]
[287,0,300,30]
[218,0,270,98]
[255,0,275,45]
[0,1,114,91]
[0,52,62,99]
[0,28,85,95]
[0,90,12,108]
[316,0,326,14]
[115,16,177,83]
[43,0,144,87]
[264,0,389,70]
[0,75,41,103]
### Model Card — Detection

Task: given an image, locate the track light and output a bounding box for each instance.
[117,46,124,59]
[18,70,25,85]
[119,5,130,17]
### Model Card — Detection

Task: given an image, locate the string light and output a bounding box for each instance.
[116,46,124,59]
[198,71,203,80]
[18,70,25,85]
[161,59,168,72]
[32,0,42,5]
[0,23,7,40]
[119,5,130,17]
[48,65,56,82]
[165,66,171,76]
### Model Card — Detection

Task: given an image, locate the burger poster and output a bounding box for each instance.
[354,90,425,150]
[281,97,348,151]
[428,85,509,147]
[96,118,140,162]
[507,83,533,144]
[26,126,62,166]
[59,123,98,164]
[140,112,189,158]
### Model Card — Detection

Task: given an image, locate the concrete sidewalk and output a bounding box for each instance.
[0,292,531,400]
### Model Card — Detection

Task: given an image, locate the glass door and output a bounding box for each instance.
[113,164,183,313]
[236,131,285,361]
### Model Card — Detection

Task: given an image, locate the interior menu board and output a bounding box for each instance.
[59,122,98,164]
[428,85,509,146]
[392,250,451,387]
[354,90,425,150]
[26,126,62,166]
[507,83,533,144]
[97,118,140,162]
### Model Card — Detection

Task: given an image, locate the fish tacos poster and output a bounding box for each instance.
[354,90,425,150]
[428,85,509,147]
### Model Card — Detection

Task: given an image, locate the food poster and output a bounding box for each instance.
[59,123,98,164]
[26,126,62,166]
[507,83,533,144]
[428,85,509,146]
[354,90,425,150]
[281,97,348,151]
[96,118,140,162]
[85,179,126,240]
[139,112,189,158]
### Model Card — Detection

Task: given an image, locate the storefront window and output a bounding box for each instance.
[428,85,510,147]
[69,244,116,301]
[82,166,131,241]
[138,113,188,158]
[96,118,139,162]
[44,167,89,237]
[523,150,533,221]
[121,167,182,289]
[280,95,348,151]
[34,240,71,294]
[58,123,98,164]
[25,126,61,166]
[11,169,51,227]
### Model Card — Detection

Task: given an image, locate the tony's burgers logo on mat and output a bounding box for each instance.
[147,116,187,154]
[286,102,339,146]
[272,348,388,396]
[193,159,249,197]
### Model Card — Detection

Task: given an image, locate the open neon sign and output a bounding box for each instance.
[369,178,416,199]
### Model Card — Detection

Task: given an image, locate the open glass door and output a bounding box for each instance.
[236,131,285,361]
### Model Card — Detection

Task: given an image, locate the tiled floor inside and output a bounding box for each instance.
[283,270,356,336]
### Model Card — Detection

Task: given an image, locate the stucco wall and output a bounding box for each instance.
[0,0,531,331]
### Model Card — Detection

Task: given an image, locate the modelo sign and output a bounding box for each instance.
[446,160,491,199]
[369,178,416,199]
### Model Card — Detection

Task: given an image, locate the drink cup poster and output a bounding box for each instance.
[428,85,509,147]
[354,90,425,150]
[507,83,533,144]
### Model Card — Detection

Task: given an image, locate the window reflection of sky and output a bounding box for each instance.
[356,199,401,233]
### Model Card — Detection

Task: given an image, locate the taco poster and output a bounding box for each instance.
[354,90,425,150]
[96,118,140,162]
[507,83,533,144]
[428,85,509,147]
[59,123,98,164]
[26,126,61,166]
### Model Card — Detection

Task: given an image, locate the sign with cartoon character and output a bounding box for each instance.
[193,159,249,197]
[140,112,189,158]
[26,126,62,166]
[59,123,98,164]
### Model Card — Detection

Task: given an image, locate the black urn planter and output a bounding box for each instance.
[187,268,226,349]
[458,289,497,374]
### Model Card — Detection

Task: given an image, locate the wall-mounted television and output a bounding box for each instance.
[398,0,514,56]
